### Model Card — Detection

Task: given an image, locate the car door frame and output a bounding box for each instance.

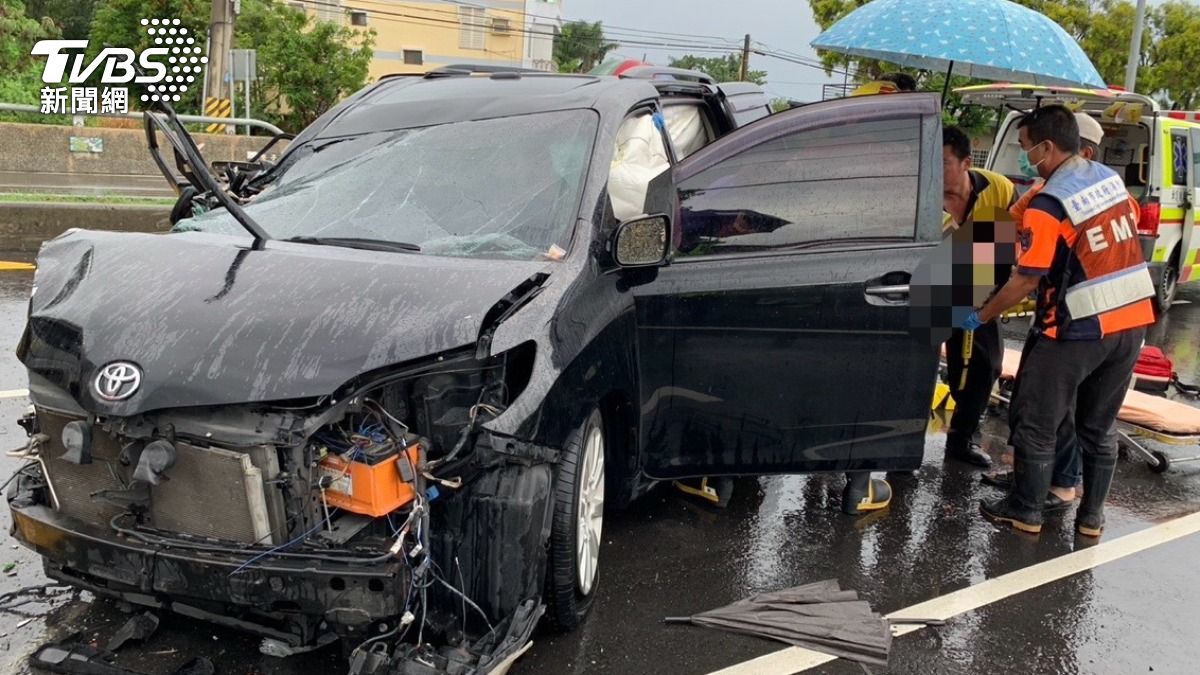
[631,93,944,479]
[1185,127,1199,283]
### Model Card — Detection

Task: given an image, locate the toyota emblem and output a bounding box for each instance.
[94,362,143,401]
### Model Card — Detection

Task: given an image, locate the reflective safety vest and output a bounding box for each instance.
[1038,157,1155,338]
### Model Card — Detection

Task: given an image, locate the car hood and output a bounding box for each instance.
[19,230,552,415]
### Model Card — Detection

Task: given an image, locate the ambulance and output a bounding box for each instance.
[958,84,1200,313]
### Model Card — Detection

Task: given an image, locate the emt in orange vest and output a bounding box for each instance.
[966,105,1155,537]
[983,112,1107,507]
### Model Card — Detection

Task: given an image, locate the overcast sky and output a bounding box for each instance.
[563,0,838,103]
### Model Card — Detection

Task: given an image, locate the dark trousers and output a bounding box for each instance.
[945,321,1002,450]
[1010,332,1082,489]
[1009,328,1146,504]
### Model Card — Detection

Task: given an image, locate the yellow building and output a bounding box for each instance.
[288,0,563,81]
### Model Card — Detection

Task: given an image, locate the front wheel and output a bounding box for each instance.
[1154,254,1180,314]
[544,408,606,631]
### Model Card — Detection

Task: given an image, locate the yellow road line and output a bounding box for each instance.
[0,262,34,271]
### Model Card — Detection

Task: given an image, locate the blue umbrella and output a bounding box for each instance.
[811,0,1106,90]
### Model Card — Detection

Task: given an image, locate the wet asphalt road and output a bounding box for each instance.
[0,259,1199,675]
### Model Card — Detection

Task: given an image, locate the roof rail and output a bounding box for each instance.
[618,65,715,85]
[437,64,545,74]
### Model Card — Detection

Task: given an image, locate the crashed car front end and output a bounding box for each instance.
[11,320,554,672]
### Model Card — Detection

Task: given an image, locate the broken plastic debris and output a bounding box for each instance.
[106,612,159,651]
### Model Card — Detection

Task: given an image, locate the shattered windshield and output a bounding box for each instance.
[176,110,598,260]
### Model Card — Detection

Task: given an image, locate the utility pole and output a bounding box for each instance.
[1124,0,1148,91]
[739,34,751,81]
[205,0,235,132]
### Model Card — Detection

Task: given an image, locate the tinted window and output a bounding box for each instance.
[676,117,921,256]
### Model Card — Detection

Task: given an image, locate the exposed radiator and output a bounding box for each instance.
[39,412,285,544]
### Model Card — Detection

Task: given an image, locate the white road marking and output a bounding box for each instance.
[0,389,30,400]
[709,510,1200,675]
[707,646,837,675]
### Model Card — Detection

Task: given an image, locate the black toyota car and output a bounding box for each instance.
[8,71,943,672]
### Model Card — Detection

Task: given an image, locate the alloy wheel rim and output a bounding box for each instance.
[576,423,605,596]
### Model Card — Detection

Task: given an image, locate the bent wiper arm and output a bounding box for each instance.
[284,236,422,253]
[145,97,272,249]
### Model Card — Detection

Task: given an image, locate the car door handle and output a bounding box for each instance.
[865,284,911,297]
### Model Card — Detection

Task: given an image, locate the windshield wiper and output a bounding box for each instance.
[283,236,422,253]
[144,97,271,249]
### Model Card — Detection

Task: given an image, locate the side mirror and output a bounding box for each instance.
[612,215,671,268]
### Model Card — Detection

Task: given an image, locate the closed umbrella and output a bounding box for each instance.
[812,0,1106,95]
[665,579,891,667]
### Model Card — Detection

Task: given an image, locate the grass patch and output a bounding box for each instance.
[0,193,175,206]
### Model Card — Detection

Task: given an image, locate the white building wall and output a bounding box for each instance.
[523,0,563,71]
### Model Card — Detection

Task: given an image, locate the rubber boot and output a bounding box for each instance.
[1075,453,1117,538]
[980,455,1053,534]
[842,472,892,515]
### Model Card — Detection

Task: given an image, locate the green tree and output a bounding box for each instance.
[88,0,373,131]
[88,0,210,113]
[25,0,99,40]
[0,0,64,121]
[668,54,767,85]
[1143,1,1200,109]
[234,0,373,132]
[553,20,616,73]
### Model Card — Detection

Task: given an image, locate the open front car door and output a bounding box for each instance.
[635,93,944,479]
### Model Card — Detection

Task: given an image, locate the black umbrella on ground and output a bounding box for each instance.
[665,579,891,667]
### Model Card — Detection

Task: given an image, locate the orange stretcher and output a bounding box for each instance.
[991,347,1200,473]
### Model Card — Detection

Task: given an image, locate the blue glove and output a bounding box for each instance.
[960,311,984,331]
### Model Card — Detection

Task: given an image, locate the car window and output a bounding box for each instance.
[661,104,714,159]
[676,117,922,257]
[1172,131,1189,186]
[608,110,671,222]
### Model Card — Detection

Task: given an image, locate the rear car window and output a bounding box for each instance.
[676,117,922,256]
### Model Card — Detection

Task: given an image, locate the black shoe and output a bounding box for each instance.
[980,470,1013,488]
[980,496,1043,533]
[946,441,992,468]
[1043,492,1073,513]
[979,454,1053,533]
[985,473,1074,512]
[1076,454,1117,538]
[842,474,892,515]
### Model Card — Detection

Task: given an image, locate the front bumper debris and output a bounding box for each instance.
[9,493,408,647]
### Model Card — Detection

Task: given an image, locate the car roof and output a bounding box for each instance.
[305,73,661,139]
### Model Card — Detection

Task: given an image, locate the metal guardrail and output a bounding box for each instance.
[0,102,286,136]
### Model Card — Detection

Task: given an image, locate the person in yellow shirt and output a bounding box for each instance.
[941,126,1017,468]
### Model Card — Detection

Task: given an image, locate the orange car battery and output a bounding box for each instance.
[317,440,422,517]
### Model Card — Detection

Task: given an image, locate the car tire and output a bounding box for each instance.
[544,407,605,632]
[1154,250,1180,314]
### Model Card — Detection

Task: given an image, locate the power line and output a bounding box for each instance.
[428,0,743,43]
[298,0,745,53]
[342,0,742,47]
[292,0,848,78]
